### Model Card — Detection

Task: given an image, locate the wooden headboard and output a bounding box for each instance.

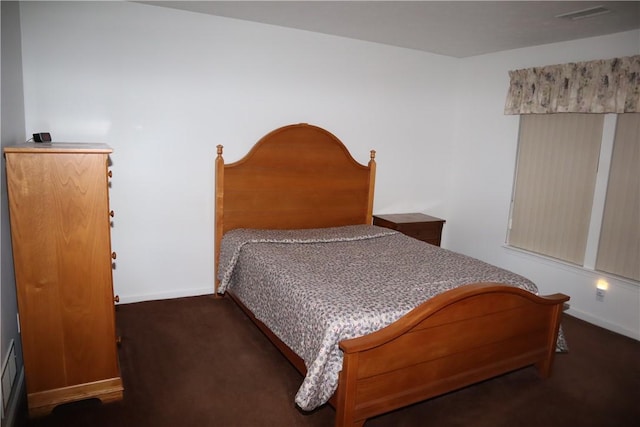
[214,123,376,292]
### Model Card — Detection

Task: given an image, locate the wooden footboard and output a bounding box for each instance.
[229,283,568,427]
[334,283,569,427]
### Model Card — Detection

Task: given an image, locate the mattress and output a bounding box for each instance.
[217,225,553,410]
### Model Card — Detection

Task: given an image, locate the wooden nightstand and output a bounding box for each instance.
[373,213,446,246]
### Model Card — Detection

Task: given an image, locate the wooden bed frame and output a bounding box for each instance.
[214,123,569,427]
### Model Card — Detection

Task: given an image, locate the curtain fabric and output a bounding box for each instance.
[505,55,640,114]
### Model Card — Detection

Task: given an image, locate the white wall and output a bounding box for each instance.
[1,1,26,423]
[445,30,640,340]
[16,2,640,340]
[19,2,457,303]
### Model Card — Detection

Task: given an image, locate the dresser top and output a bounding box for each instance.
[4,142,112,154]
[373,213,445,224]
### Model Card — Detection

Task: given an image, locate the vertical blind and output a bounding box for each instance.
[596,113,640,281]
[508,114,604,265]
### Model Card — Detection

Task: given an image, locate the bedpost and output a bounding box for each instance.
[535,295,569,377]
[335,352,365,427]
[214,145,225,294]
[366,150,376,224]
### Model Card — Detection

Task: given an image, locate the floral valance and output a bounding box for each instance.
[504,55,639,114]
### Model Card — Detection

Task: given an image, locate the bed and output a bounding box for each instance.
[214,123,569,427]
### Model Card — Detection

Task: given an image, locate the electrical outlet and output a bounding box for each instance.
[596,288,605,302]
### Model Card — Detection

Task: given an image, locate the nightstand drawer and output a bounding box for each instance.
[373,213,445,246]
[397,223,443,242]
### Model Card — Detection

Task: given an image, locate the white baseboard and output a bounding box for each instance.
[566,307,639,341]
[117,287,214,305]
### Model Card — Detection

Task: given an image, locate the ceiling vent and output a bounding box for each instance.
[556,6,612,20]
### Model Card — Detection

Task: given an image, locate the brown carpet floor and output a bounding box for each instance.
[18,295,640,427]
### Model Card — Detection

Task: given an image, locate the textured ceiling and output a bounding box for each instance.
[140,1,640,57]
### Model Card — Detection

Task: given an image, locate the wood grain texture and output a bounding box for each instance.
[5,144,122,416]
[336,284,569,425]
[215,123,376,292]
[213,125,569,427]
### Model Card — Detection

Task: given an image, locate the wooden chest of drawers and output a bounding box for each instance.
[4,143,123,416]
[373,213,445,246]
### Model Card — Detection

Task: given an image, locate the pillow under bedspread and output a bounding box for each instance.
[217,225,563,411]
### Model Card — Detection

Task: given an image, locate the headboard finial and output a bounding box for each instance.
[216,145,224,157]
[370,150,376,160]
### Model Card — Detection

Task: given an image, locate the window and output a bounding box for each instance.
[508,113,639,282]
[596,114,640,281]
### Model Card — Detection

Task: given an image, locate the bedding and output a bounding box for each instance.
[218,225,564,411]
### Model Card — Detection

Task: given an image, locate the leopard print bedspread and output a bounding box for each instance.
[217,225,558,411]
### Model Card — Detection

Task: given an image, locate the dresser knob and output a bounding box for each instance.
[109,210,115,217]
[111,252,117,260]
[116,336,122,346]
[108,170,113,178]
[114,295,120,303]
